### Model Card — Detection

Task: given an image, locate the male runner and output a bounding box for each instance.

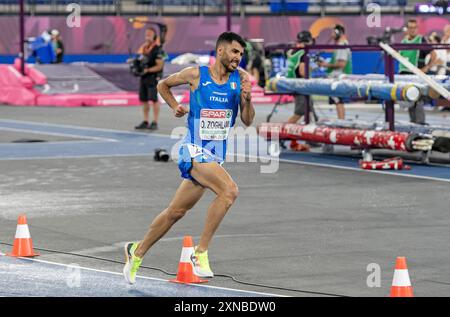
[123,32,255,284]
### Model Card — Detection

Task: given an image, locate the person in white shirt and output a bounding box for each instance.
[426,32,447,76]
[443,25,450,75]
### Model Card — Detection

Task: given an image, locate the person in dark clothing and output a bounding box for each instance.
[286,30,316,125]
[135,27,165,130]
[248,43,266,88]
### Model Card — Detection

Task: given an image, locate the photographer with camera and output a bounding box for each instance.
[318,24,352,120]
[134,27,165,130]
[285,31,318,151]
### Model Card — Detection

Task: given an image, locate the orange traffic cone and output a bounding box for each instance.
[6,215,39,257]
[170,236,208,284]
[390,256,413,297]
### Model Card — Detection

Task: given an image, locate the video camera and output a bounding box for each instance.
[366,27,406,45]
[310,53,324,64]
[128,56,147,77]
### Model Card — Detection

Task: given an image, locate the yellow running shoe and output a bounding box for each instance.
[123,242,142,285]
[190,247,214,278]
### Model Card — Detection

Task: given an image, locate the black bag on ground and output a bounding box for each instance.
[154,148,170,162]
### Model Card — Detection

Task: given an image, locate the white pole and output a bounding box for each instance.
[379,42,450,101]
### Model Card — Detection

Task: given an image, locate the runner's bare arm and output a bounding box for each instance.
[157,66,200,117]
[238,69,255,126]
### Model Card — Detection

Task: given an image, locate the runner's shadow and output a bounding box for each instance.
[127,288,156,297]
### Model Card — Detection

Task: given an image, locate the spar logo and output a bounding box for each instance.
[201,109,230,118]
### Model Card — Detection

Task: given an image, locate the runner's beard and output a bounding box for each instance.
[221,56,238,72]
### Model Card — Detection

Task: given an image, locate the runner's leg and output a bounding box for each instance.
[190,162,239,252]
[134,179,206,258]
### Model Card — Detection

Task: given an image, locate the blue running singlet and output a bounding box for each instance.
[178,65,241,181]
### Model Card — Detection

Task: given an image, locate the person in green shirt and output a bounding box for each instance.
[318,24,352,120]
[399,19,436,75]
[398,19,436,124]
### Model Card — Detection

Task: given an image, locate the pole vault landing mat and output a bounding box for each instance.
[0,62,189,107]
[0,254,278,297]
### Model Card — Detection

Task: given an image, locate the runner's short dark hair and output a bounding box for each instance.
[216,32,246,51]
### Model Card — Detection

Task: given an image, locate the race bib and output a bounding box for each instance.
[199,109,233,140]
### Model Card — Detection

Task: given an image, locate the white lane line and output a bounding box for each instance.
[0,153,156,161]
[0,126,117,142]
[0,255,285,297]
[0,140,107,147]
[0,119,171,138]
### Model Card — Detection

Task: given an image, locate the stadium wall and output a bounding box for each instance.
[0,15,447,74]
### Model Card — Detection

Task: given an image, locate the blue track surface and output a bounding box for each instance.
[0,119,178,160]
[1,119,449,182]
[0,254,275,297]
